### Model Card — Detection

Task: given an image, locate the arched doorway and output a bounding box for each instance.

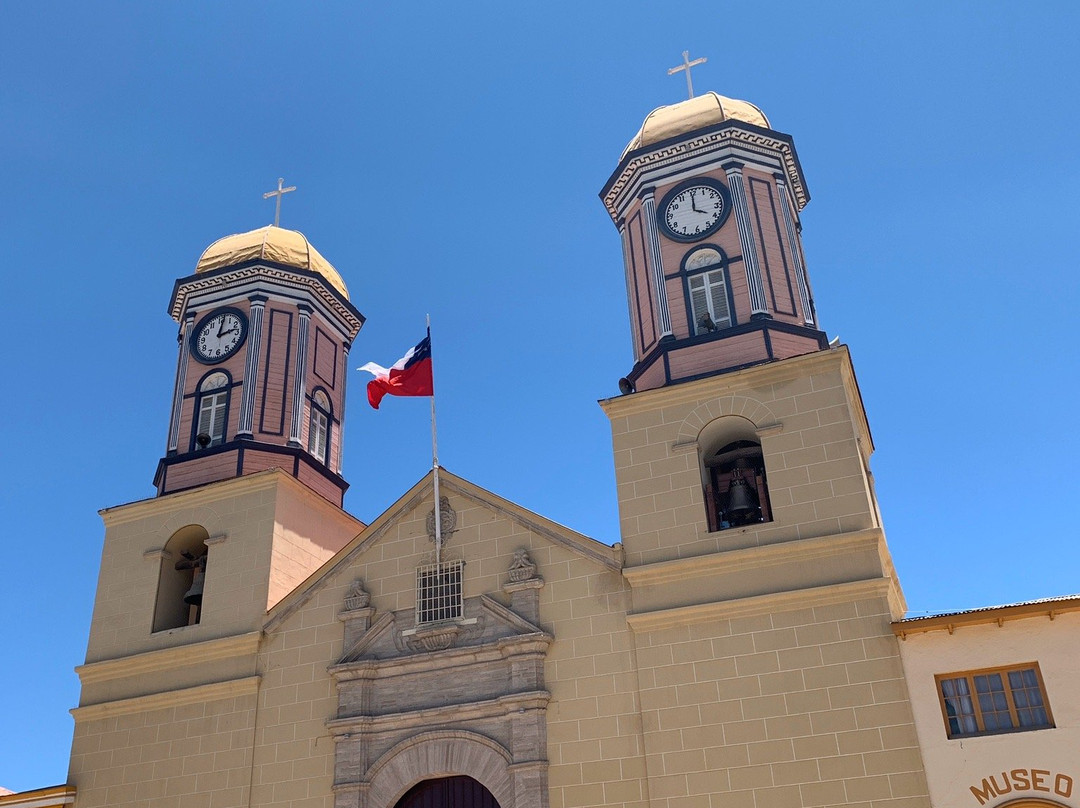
[395,776,501,808]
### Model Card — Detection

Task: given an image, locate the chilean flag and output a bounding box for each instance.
[359,333,434,409]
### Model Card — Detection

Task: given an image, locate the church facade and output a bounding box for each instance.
[4,90,1076,808]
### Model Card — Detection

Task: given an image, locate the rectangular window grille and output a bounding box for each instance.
[416,560,464,624]
[937,663,1053,738]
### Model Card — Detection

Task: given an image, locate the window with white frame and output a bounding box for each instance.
[195,372,229,449]
[415,560,464,624]
[684,247,732,336]
[309,390,330,463]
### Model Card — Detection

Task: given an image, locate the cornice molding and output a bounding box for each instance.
[266,470,619,633]
[626,578,894,632]
[599,346,852,419]
[623,529,885,588]
[447,479,622,572]
[0,786,77,808]
[603,124,808,219]
[330,633,552,681]
[76,631,262,685]
[71,675,260,723]
[170,262,363,336]
[101,467,362,529]
[100,468,282,525]
[327,690,550,736]
[893,598,1080,638]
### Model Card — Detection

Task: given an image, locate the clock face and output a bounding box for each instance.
[191,308,248,364]
[658,179,731,242]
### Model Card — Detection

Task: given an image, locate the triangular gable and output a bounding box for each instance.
[265,467,621,632]
[337,593,548,665]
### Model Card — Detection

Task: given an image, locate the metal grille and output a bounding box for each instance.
[415,560,464,624]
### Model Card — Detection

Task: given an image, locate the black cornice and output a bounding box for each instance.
[626,319,828,386]
[169,259,365,326]
[600,119,809,217]
[154,438,349,499]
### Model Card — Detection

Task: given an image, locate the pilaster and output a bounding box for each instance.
[640,191,673,338]
[723,160,769,318]
[289,303,312,446]
[167,314,195,454]
[776,174,815,326]
[236,294,267,437]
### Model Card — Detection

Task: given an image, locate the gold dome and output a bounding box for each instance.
[622,92,771,159]
[194,225,349,300]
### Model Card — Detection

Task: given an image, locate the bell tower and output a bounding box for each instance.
[156,225,364,507]
[600,90,930,807]
[72,223,365,688]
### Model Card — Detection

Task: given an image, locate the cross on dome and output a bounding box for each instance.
[667,50,707,99]
[263,177,297,227]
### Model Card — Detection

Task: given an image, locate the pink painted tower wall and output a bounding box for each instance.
[154,232,364,507]
[601,97,826,392]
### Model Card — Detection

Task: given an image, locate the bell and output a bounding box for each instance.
[726,473,759,516]
[183,569,204,606]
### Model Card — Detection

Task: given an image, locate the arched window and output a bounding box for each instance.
[193,371,230,450]
[683,247,734,336]
[153,525,209,632]
[698,416,772,532]
[308,389,331,464]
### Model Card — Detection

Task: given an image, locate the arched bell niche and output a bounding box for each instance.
[152,524,209,632]
[697,415,773,532]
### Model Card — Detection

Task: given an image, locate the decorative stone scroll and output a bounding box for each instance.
[397,618,485,653]
[340,579,376,651]
[507,549,537,582]
[426,496,457,543]
[504,548,543,624]
[344,579,371,611]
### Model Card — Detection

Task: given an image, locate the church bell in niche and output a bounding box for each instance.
[707,441,771,530]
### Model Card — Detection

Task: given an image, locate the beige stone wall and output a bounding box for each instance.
[629,592,927,808]
[256,481,645,808]
[72,471,361,808]
[86,471,359,665]
[249,611,340,808]
[87,475,279,663]
[69,687,257,808]
[72,356,930,808]
[603,346,928,808]
[897,610,1080,808]
[603,347,878,568]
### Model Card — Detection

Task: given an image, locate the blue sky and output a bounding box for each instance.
[2,1,1079,793]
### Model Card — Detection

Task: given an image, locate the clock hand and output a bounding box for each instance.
[691,191,703,214]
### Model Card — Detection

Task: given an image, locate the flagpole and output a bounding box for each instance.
[427,316,442,568]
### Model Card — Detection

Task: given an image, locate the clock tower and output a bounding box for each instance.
[599,91,929,806]
[600,91,825,393]
[156,224,364,507]
[75,222,366,669]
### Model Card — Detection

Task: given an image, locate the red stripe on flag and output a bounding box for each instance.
[366,355,433,409]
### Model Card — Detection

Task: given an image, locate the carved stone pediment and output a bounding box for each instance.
[335,594,547,668]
